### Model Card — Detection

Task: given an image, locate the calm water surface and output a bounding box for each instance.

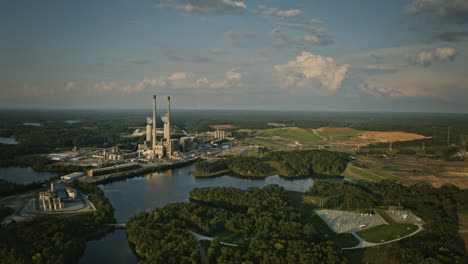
[0,137,18,145]
[0,167,57,184]
[79,164,344,264]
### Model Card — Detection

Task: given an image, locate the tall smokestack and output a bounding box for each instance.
[152,95,157,148]
[167,96,171,141]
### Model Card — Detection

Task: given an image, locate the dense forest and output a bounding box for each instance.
[308,182,378,211]
[127,185,348,264]
[269,150,349,176]
[192,149,349,178]
[0,181,115,264]
[310,181,468,263]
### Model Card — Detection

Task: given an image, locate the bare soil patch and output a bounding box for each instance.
[358,131,430,143]
[316,127,357,132]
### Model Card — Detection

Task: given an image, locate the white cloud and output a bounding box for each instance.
[270,28,334,47]
[359,69,468,99]
[64,81,77,92]
[157,0,247,15]
[410,47,457,66]
[168,72,188,81]
[406,0,468,24]
[259,5,303,18]
[95,81,119,93]
[274,52,350,94]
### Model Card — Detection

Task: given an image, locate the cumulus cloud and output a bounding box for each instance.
[98,68,248,95]
[168,72,188,81]
[409,47,457,66]
[157,0,247,15]
[64,81,77,92]
[406,0,468,24]
[274,52,350,94]
[359,70,468,99]
[362,65,399,74]
[278,22,323,34]
[270,28,334,47]
[95,81,119,93]
[258,5,303,18]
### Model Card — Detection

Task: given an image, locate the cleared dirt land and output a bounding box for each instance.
[251,126,430,147]
[346,155,468,189]
[357,131,430,143]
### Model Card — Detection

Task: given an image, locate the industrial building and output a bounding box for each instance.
[38,183,78,211]
[138,95,179,159]
[60,172,84,181]
[87,163,141,177]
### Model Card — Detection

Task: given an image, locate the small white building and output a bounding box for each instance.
[61,172,85,181]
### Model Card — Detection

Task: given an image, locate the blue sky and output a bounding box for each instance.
[1,0,468,112]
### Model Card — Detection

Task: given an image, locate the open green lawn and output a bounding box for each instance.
[244,137,290,148]
[348,165,385,182]
[358,223,418,243]
[257,128,322,142]
[315,129,362,141]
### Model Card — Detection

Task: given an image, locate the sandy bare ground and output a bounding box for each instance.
[356,131,430,144]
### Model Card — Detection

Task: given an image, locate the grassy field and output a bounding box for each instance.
[342,163,414,185]
[358,223,418,243]
[257,128,322,142]
[315,128,363,141]
[244,137,290,149]
[357,210,418,243]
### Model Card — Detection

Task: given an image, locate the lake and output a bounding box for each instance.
[79,164,345,264]
[0,167,57,184]
[0,137,18,145]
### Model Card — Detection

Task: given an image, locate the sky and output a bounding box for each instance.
[1,0,468,112]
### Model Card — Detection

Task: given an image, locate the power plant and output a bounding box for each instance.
[138,95,184,159]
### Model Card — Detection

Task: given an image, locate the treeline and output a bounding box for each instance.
[127,185,348,264]
[226,157,274,177]
[308,182,378,211]
[193,160,228,176]
[193,149,349,178]
[71,180,115,224]
[0,204,13,223]
[0,179,48,198]
[193,157,273,177]
[269,150,349,176]
[0,181,116,264]
[310,180,468,263]
[190,185,288,211]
